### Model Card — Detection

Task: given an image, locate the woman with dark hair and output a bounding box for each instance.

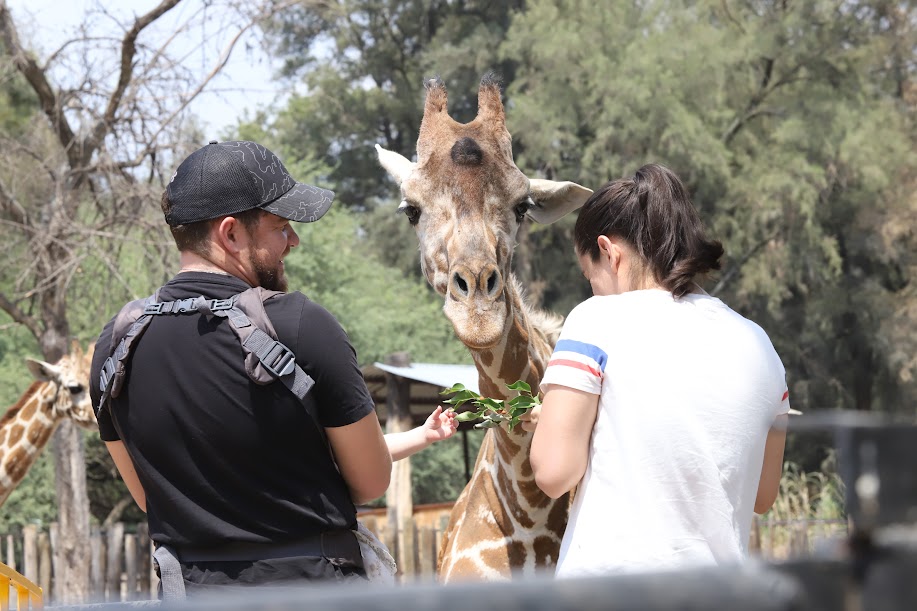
[526,163,789,577]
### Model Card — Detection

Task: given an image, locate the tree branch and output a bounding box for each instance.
[710,231,779,296]
[0,0,78,165]
[0,290,41,339]
[0,176,29,226]
[85,0,183,157]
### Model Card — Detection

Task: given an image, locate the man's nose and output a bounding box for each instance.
[288,224,300,247]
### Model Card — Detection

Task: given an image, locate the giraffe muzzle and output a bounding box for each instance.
[449,263,503,303]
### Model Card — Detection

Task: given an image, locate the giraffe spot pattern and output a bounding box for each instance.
[8,425,24,448]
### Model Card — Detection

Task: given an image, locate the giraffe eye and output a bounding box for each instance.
[398,200,421,225]
[514,197,534,223]
[68,383,85,394]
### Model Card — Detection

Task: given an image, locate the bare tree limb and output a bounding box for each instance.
[0,176,29,225]
[0,0,78,164]
[86,0,183,157]
[0,290,41,338]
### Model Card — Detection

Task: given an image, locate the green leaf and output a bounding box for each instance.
[455,410,484,423]
[506,380,532,394]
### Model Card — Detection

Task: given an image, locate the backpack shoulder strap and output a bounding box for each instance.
[222,287,316,406]
[95,288,161,418]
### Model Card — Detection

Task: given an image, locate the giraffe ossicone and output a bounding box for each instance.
[0,344,95,506]
[376,74,592,581]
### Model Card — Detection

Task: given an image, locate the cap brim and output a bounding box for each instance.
[261,182,334,223]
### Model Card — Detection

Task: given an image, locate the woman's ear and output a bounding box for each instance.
[597,235,617,268]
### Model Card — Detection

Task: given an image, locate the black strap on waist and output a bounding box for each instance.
[174,530,362,567]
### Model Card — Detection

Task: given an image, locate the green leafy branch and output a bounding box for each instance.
[440,380,540,430]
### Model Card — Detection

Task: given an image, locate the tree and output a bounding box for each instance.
[0,0,303,601]
[501,0,917,418]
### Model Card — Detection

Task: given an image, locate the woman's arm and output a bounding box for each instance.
[105,441,147,513]
[755,414,788,514]
[385,406,457,461]
[530,385,600,499]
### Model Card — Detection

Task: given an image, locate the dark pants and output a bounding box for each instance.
[156,556,367,597]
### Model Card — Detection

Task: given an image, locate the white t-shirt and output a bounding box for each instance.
[540,289,789,578]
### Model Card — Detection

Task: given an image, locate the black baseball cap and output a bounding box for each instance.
[164,140,334,226]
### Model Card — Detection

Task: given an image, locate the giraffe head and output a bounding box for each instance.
[24,343,96,430]
[376,75,592,350]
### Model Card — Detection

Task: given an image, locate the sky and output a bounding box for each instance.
[6,0,285,136]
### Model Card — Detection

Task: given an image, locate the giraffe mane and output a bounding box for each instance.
[510,275,564,347]
[0,381,42,428]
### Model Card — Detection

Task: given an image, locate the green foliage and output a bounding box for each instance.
[262,0,522,208]
[501,0,917,413]
[442,380,540,431]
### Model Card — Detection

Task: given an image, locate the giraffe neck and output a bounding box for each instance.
[438,276,568,581]
[470,276,554,399]
[0,381,61,506]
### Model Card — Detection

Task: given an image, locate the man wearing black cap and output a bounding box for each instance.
[89,141,392,594]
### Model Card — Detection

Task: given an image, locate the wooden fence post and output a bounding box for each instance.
[106,522,125,602]
[90,527,105,601]
[5,533,15,570]
[417,527,435,582]
[38,531,52,603]
[135,522,150,598]
[124,533,137,600]
[23,525,38,584]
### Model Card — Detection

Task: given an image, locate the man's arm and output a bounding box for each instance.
[755,414,788,514]
[326,411,392,504]
[105,441,146,513]
[530,385,599,499]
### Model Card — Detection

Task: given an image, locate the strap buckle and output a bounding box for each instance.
[99,356,116,394]
[143,302,164,315]
[210,298,235,312]
[172,298,197,313]
[258,341,296,378]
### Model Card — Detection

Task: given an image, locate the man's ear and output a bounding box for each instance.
[375,144,416,185]
[215,217,245,254]
[527,179,593,224]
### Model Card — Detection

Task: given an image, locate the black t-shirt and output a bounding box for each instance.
[90,272,375,548]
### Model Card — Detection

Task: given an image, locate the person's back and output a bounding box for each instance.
[553,289,787,576]
[93,273,363,549]
[529,162,789,579]
[90,140,393,595]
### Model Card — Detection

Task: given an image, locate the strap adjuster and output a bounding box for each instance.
[144,302,164,315]
[210,298,235,312]
[259,341,296,378]
[172,298,197,313]
[99,356,116,394]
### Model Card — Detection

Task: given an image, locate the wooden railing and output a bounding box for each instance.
[0,509,846,603]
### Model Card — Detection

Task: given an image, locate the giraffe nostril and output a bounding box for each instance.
[68,384,84,394]
[486,270,498,295]
[454,272,469,297]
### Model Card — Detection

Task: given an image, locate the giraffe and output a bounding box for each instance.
[0,344,95,506]
[375,74,593,581]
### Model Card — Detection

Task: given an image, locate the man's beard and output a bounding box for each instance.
[249,251,287,292]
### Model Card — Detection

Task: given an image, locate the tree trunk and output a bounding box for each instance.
[43,316,91,604]
[52,420,91,604]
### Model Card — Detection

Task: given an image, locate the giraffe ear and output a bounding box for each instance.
[375,144,416,186]
[527,179,593,225]
[26,358,60,383]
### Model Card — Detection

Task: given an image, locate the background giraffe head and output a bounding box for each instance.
[376,74,592,350]
[24,343,96,430]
